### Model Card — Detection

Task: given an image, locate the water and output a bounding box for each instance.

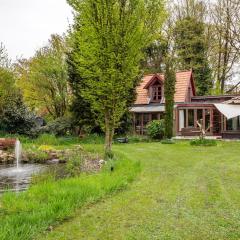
[0,164,46,193]
[0,140,65,194]
[15,139,21,169]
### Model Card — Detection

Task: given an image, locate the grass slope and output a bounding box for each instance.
[40,141,240,240]
[0,144,140,240]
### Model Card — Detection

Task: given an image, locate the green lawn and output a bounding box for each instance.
[39,141,240,240]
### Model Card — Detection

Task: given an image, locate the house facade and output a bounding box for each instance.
[130,70,240,138]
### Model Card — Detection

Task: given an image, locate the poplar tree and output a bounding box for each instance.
[68,0,165,155]
[164,57,176,139]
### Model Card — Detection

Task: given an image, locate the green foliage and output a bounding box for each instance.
[0,152,141,240]
[175,17,212,95]
[42,117,73,136]
[67,0,166,153]
[78,133,104,144]
[190,138,217,146]
[146,120,165,139]
[16,35,69,119]
[127,135,150,143]
[66,152,84,176]
[33,133,60,146]
[164,58,176,139]
[0,91,37,136]
[142,36,168,73]
[24,147,49,163]
[67,51,99,134]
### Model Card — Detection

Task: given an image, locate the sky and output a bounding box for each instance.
[0,0,73,61]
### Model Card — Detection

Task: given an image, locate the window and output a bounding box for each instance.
[152,85,162,102]
[205,109,211,132]
[179,109,186,131]
[227,116,240,131]
[188,109,194,127]
[151,113,159,120]
[143,114,150,126]
[197,109,203,122]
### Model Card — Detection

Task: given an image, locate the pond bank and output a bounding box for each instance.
[0,146,140,240]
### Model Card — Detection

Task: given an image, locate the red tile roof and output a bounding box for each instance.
[134,70,195,104]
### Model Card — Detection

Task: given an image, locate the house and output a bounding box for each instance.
[130,70,240,138]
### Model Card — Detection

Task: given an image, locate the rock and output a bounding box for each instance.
[46,159,60,164]
[59,159,67,164]
[99,159,106,165]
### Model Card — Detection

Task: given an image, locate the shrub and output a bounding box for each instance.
[42,117,73,136]
[190,139,217,146]
[0,91,37,136]
[24,148,49,163]
[146,120,165,140]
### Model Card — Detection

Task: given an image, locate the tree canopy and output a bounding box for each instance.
[67,0,166,154]
[16,35,70,119]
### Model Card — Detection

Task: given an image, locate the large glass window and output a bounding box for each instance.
[197,109,203,123]
[135,114,141,127]
[143,114,150,126]
[179,109,186,131]
[205,109,211,132]
[227,116,240,131]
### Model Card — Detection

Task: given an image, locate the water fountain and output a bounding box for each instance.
[14,139,22,169]
[0,138,45,193]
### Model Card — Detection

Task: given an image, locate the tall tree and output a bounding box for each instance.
[174,16,212,95]
[0,43,15,113]
[68,0,165,155]
[209,0,240,93]
[16,35,70,119]
[164,56,176,139]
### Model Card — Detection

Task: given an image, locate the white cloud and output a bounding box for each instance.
[0,0,73,61]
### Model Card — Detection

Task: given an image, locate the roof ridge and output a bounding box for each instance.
[144,70,192,77]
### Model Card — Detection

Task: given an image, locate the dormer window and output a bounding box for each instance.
[152,84,162,102]
[143,74,164,103]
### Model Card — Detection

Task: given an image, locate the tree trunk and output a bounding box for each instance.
[104,112,114,158]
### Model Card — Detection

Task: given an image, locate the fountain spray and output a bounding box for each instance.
[15,139,22,168]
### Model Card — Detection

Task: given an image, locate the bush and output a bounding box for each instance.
[41,117,73,136]
[190,139,217,146]
[24,148,49,163]
[0,92,38,136]
[146,120,165,140]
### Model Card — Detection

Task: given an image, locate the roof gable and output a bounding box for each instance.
[143,74,164,89]
[134,70,195,105]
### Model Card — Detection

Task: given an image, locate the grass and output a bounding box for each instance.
[0,143,140,240]
[36,141,240,240]
[190,138,217,146]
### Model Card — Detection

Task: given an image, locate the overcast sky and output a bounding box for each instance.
[0,0,73,61]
